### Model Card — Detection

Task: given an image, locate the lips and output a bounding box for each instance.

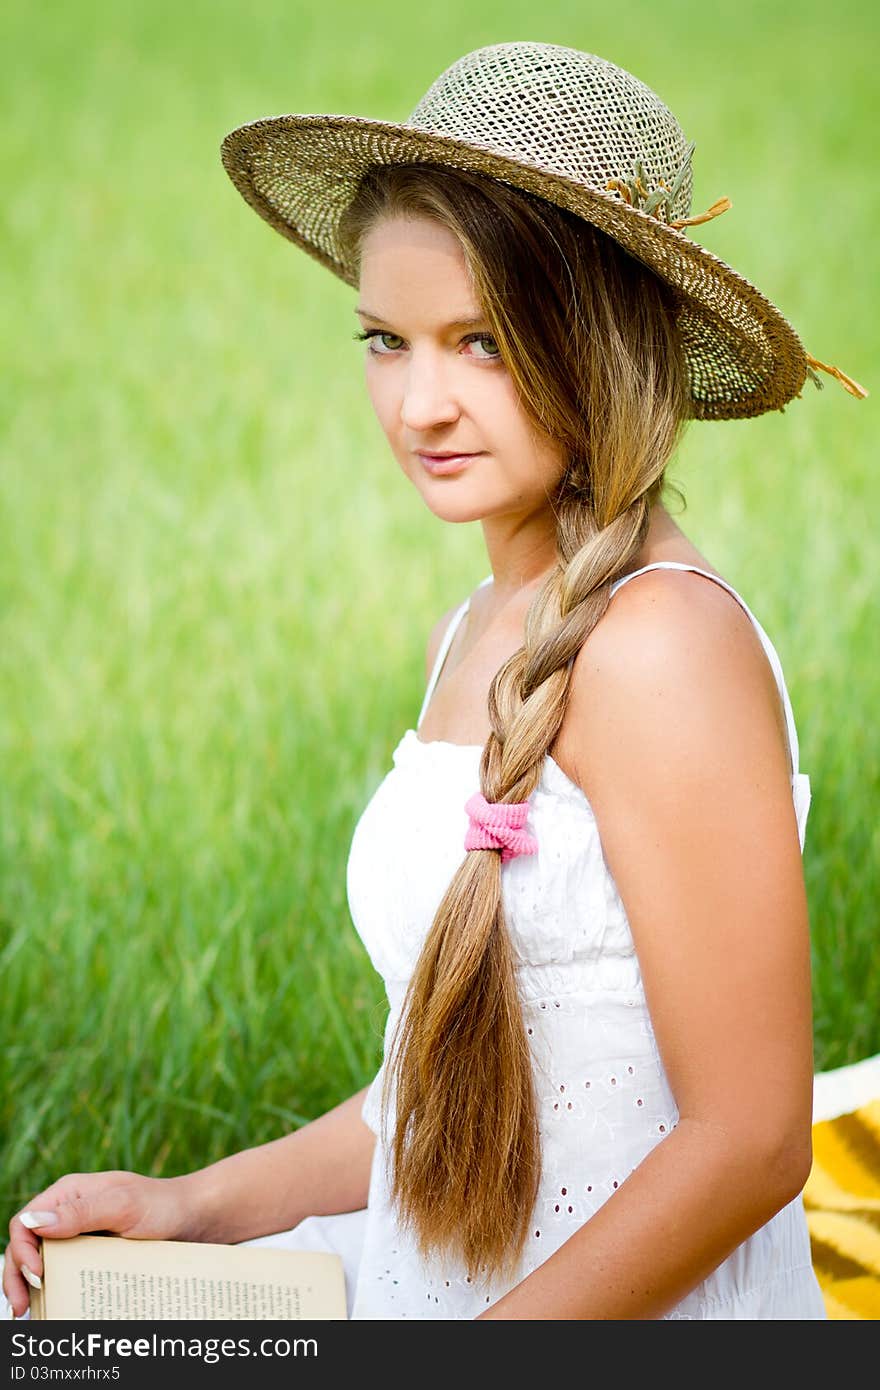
[418,452,480,476]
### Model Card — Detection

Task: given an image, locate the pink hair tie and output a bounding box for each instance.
[464,791,539,865]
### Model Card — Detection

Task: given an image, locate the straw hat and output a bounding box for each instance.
[220,41,866,421]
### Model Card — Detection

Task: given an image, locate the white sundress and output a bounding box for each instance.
[239,561,827,1319]
[3,562,826,1322]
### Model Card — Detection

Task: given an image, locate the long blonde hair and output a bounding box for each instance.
[339,164,691,1279]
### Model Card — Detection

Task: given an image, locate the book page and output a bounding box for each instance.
[37,1235,347,1320]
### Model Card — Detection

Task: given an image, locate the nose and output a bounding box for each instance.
[399,348,460,433]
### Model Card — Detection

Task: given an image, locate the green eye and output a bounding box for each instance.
[353,329,403,353]
[475,336,500,356]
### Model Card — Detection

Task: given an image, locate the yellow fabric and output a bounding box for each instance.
[805,1099,880,1319]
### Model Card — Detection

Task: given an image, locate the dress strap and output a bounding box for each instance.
[416,575,493,730]
[609,561,801,780]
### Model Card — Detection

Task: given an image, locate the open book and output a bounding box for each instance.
[29,1234,347,1320]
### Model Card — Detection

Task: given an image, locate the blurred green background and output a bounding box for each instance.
[1,0,877,1214]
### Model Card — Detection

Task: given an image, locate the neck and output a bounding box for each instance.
[479,501,680,604]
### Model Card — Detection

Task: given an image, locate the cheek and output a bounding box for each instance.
[502,427,567,497]
[364,363,399,434]
[536,433,568,484]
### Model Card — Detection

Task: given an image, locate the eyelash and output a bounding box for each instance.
[352,329,501,360]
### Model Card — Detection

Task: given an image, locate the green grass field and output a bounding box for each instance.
[1,0,877,1218]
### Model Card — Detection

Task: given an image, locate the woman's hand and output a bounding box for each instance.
[3,1170,191,1319]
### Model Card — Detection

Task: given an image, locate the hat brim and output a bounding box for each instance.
[220,113,810,422]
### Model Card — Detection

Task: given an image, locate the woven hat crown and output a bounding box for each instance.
[406,43,694,224]
[219,40,867,417]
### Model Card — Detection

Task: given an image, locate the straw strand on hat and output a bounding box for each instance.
[803,354,868,399]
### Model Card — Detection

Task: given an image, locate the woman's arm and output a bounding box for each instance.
[481,571,814,1319]
[178,1084,376,1244]
[4,1086,376,1317]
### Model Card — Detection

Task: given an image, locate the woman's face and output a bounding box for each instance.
[355,214,567,526]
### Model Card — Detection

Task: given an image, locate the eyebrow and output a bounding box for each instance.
[354,307,489,330]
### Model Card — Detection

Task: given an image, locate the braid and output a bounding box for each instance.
[383,488,657,1280]
[480,499,653,798]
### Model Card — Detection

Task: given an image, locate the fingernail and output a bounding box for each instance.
[21,1265,42,1290]
[19,1211,58,1229]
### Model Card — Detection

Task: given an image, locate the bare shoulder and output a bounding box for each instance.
[557,566,790,804]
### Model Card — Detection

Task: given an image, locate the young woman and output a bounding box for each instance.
[4,41,866,1321]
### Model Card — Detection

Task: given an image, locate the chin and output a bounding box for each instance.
[422,498,490,524]
[403,469,478,514]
